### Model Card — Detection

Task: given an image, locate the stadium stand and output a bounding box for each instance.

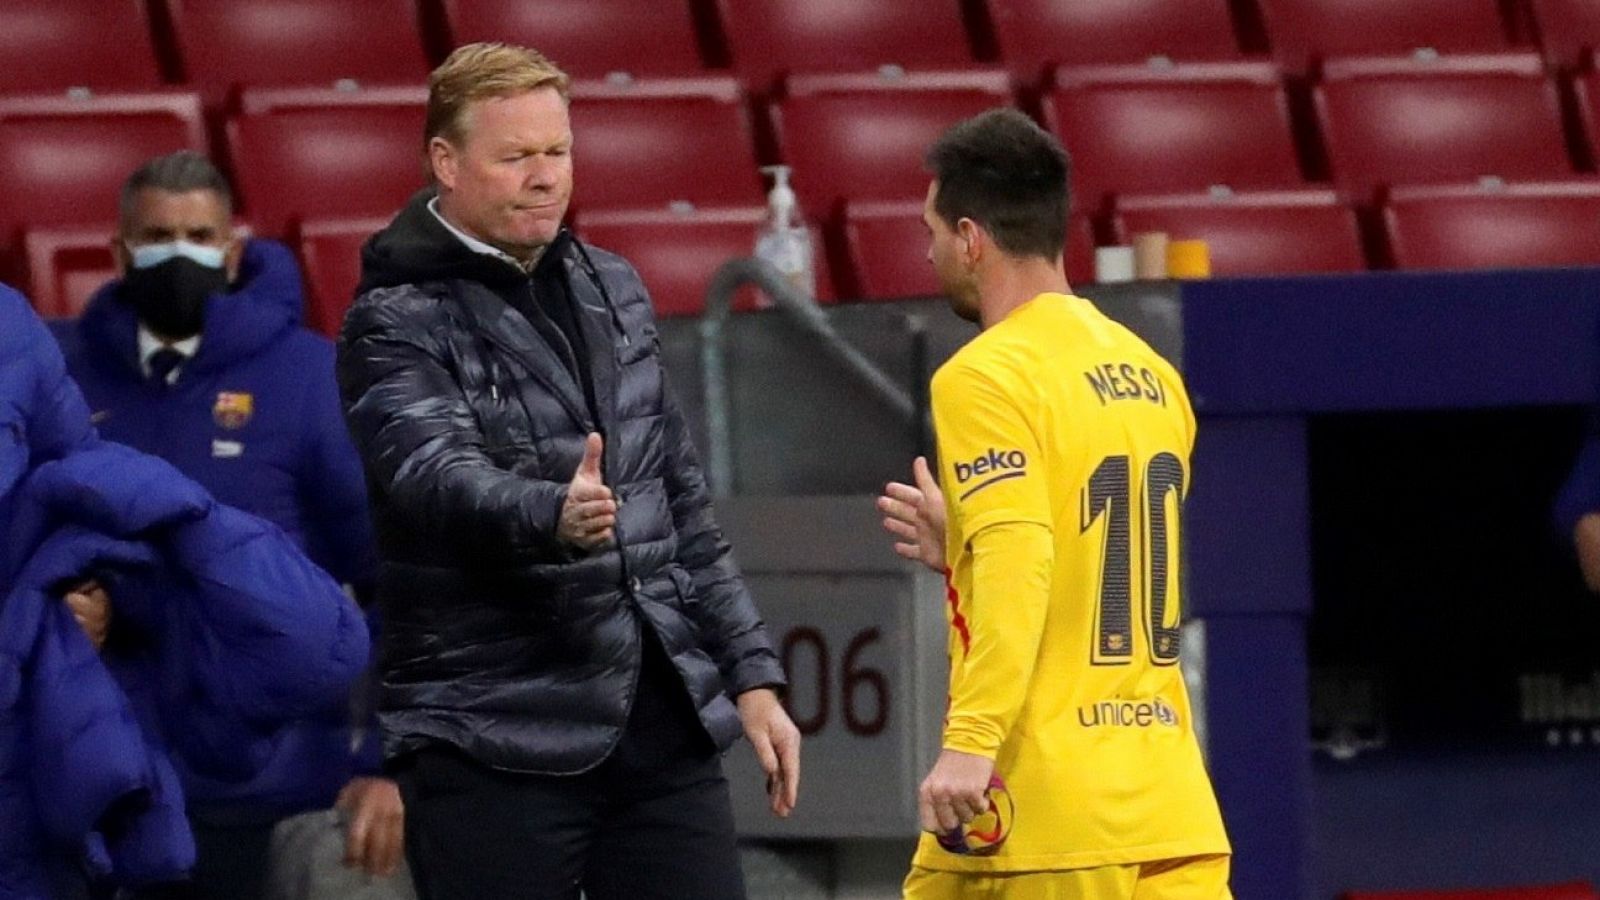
[774,70,1013,219]
[167,0,430,102]
[1384,180,1600,270]
[1259,0,1512,72]
[567,77,764,212]
[441,0,706,79]
[0,0,163,92]
[226,86,427,238]
[1315,53,1573,203]
[578,205,834,316]
[0,91,206,240]
[989,0,1241,78]
[1044,62,1303,212]
[718,0,974,89]
[844,199,1095,298]
[1115,188,1367,275]
[294,216,387,337]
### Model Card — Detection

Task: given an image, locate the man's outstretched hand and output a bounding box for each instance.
[877,456,947,573]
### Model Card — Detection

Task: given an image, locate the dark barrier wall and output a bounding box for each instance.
[1182,269,1600,899]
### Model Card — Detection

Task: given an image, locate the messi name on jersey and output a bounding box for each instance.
[1084,362,1168,408]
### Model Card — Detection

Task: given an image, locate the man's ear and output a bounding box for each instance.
[429,136,458,191]
[956,218,984,268]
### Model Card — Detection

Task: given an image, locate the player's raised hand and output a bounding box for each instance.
[559,433,616,551]
[877,456,947,573]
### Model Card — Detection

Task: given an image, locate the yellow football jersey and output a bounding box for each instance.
[913,293,1230,873]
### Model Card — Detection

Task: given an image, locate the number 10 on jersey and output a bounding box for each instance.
[1081,452,1186,667]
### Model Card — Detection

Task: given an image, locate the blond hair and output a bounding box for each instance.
[426,42,570,146]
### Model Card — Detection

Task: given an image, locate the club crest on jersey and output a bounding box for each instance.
[954,448,1027,500]
[213,392,254,430]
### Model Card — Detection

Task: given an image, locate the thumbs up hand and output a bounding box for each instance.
[559,433,617,551]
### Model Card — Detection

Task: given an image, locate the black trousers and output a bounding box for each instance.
[393,638,747,900]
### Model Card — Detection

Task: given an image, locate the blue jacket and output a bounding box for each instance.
[53,241,381,818]
[0,287,370,897]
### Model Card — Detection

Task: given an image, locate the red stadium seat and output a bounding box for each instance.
[0,92,206,241]
[1043,62,1302,213]
[718,0,974,89]
[167,0,430,102]
[1260,0,1510,72]
[0,1,163,92]
[1114,189,1367,275]
[296,217,387,337]
[843,200,1094,298]
[22,225,118,319]
[1532,0,1600,67]
[989,0,1240,78]
[1315,54,1572,203]
[442,0,705,79]
[227,86,428,239]
[578,206,834,316]
[568,78,763,213]
[1572,63,1600,159]
[775,71,1014,219]
[1344,882,1599,900]
[1384,179,1600,270]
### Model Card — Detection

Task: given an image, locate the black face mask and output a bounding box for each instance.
[121,256,229,339]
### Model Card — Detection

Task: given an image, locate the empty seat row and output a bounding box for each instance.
[7,0,1600,98]
[1112,180,1600,277]
[7,53,1600,246]
[27,177,1600,331]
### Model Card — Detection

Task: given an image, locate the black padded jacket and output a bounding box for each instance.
[336,191,784,773]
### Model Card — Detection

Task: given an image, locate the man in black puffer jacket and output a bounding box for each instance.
[335,43,799,900]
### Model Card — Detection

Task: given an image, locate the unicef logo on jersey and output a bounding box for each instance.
[1077,696,1183,729]
[954,448,1028,500]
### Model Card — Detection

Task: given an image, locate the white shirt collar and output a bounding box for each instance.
[427,197,532,273]
[137,326,201,384]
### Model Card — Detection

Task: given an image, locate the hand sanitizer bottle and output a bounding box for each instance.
[754,165,815,304]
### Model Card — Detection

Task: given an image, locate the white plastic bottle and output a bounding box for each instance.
[754,164,816,304]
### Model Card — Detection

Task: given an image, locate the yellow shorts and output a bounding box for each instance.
[903,854,1233,900]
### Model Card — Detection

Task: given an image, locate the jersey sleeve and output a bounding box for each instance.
[930,360,1050,538]
[942,520,1053,757]
[931,358,1055,758]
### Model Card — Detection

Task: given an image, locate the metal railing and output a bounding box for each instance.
[698,258,928,496]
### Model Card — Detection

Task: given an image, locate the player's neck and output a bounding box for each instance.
[976,258,1070,330]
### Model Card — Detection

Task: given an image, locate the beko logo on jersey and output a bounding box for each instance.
[1077,697,1181,729]
[954,449,1027,499]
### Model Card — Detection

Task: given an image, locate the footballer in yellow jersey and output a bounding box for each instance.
[878,110,1230,898]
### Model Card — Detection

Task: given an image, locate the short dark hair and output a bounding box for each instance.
[119,151,234,224]
[924,108,1071,261]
